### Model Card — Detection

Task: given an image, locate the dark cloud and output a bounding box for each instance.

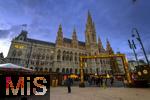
[0,24,24,39]
[0,30,10,39]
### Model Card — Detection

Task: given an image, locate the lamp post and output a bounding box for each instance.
[128,39,139,67]
[132,28,149,65]
[79,57,85,87]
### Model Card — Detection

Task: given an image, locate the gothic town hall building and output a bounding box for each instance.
[7,12,117,75]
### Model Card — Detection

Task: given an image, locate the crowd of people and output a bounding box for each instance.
[87,76,114,87]
[63,74,126,93]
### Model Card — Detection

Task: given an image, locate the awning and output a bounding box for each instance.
[0,63,33,72]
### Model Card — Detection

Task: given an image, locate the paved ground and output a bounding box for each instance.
[50,87,150,100]
[2,89,50,100]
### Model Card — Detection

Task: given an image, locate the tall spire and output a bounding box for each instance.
[72,27,78,48]
[87,11,93,26]
[85,11,97,49]
[98,36,105,53]
[56,24,63,46]
[106,38,114,54]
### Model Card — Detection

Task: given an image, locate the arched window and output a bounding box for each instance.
[12,50,16,57]
[35,67,38,71]
[50,55,53,60]
[37,54,41,59]
[45,68,48,72]
[74,53,77,62]
[46,55,49,60]
[40,68,43,72]
[70,52,73,61]
[79,53,81,59]
[70,68,73,74]
[36,61,39,66]
[100,60,102,64]
[75,69,78,74]
[66,68,69,74]
[62,51,66,61]
[17,50,22,56]
[62,68,65,74]
[56,68,60,73]
[32,53,36,59]
[57,55,60,60]
[42,54,45,59]
[57,50,61,61]
[49,68,52,72]
[66,55,69,61]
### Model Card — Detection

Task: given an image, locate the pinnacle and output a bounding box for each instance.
[73,27,76,33]
[72,27,77,40]
[106,38,110,44]
[87,11,93,25]
[59,24,62,30]
[98,36,101,42]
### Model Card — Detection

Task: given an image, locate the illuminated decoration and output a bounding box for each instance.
[84,62,87,67]
[69,74,78,79]
[14,44,25,49]
[143,70,148,75]
[106,74,110,78]
[138,71,142,76]
[79,54,132,87]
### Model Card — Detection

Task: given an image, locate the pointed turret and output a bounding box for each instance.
[56,24,63,46]
[57,24,63,37]
[98,36,105,53]
[72,28,78,48]
[72,28,77,40]
[106,39,114,54]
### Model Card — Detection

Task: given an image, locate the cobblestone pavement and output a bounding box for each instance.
[50,87,150,100]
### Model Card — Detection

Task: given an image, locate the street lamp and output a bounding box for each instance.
[128,39,139,67]
[132,28,149,66]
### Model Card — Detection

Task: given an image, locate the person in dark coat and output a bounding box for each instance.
[66,77,72,93]
[110,76,114,87]
[88,77,92,86]
[105,78,108,87]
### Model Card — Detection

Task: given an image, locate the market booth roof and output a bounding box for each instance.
[0,63,33,72]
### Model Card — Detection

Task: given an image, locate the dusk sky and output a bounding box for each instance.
[0,0,150,61]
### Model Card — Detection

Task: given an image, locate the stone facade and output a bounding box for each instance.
[6,12,115,74]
